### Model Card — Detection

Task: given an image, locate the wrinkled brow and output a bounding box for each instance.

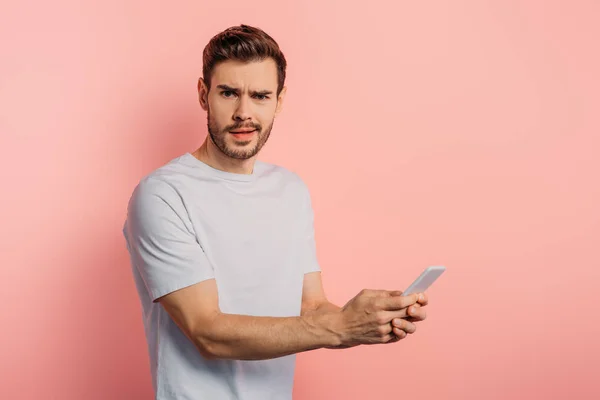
[216,84,273,96]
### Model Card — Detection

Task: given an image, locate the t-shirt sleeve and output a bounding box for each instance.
[299,180,322,274]
[123,177,215,302]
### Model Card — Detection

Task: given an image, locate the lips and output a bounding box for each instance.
[229,129,256,133]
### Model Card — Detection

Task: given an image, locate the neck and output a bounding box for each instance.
[192,137,256,175]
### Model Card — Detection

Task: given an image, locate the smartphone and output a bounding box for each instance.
[402,266,446,296]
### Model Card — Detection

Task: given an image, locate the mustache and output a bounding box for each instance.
[224,122,261,132]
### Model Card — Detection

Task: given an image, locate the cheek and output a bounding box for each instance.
[256,106,277,125]
[209,102,233,123]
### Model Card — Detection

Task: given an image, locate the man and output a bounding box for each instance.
[123,24,428,399]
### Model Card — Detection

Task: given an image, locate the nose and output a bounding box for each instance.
[233,95,252,122]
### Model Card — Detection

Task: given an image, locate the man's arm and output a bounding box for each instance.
[301,271,341,315]
[159,273,423,361]
[158,278,343,361]
[300,272,429,349]
[301,271,362,350]
[312,302,342,313]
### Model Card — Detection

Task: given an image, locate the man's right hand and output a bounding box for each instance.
[333,289,426,347]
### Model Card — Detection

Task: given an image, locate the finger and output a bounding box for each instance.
[417,292,429,306]
[382,334,394,343]
[388,290,404,296]
[379,293,419,311]
[383,332,404,343]
[391,318,417,334]
[379,308,410,321]
[387,335,400,343]
[366,289,390,298]
[379,322,394,336]
[407,304,427,321]
[392,329,407,340]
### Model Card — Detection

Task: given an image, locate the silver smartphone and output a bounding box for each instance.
[402,266,446,296]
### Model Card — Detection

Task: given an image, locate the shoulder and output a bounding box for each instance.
[256,160,309,191]
[129,154,194,199]
[126,156,193,217]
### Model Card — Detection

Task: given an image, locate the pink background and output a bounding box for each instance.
[1,1,599,399]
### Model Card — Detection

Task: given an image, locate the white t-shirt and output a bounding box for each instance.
[123,152,321,399]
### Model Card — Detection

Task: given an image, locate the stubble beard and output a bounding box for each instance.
[207,106,274,160]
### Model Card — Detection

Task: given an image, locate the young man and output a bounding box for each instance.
[123,24,428,400]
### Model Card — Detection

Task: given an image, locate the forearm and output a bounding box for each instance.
[307,301,360,350]
[196,311,342,361]
[314,301,341,313]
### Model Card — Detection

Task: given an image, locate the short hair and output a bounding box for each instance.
[202,24,287,95]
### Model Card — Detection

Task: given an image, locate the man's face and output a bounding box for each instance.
[199,58,285,160]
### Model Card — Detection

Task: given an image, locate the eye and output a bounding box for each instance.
[221,90,237,98]
[253,94,269,100]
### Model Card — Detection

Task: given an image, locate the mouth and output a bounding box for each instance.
[229,129,257,139]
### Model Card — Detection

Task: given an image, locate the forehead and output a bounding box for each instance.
[211,58,278,90]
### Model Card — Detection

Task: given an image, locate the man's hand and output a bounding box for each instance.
[332,289,427,347]
[390,292,428,340]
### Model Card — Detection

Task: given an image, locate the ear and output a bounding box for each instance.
[198,78,209,111]
[274,86,287,116]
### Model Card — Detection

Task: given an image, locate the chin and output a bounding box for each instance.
[229,136,257,145]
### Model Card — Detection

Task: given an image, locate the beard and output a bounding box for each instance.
[207,106,274,160]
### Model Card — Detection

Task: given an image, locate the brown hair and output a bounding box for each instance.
[202,24,287,95]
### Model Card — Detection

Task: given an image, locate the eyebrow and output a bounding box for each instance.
[216,84,273,96]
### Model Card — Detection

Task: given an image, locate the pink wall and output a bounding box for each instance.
[1,1,599,399]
